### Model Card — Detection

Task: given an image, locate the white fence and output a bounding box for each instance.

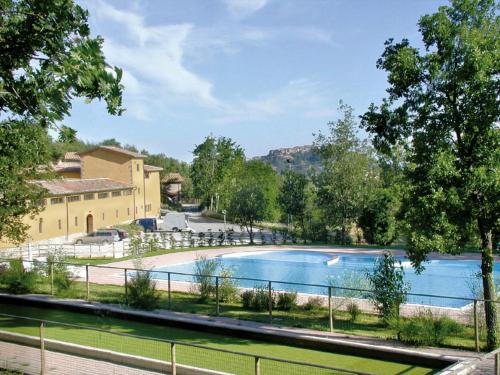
[0,230,295,260]
[0,240,131,259]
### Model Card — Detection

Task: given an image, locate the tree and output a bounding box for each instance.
[314,102,377,244]
[278,170,308,235]
[227,183,267,244]
[190,136,244,210]
[367,252,410,323]
[361,0,499,349]
[359,188,399,246]
[57,125,77,143]
[0,0,123,244]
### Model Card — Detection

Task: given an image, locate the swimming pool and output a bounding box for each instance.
[152,250,499,308]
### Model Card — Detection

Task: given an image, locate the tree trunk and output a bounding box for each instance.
[248,223,254,244]
[479,225,498,350]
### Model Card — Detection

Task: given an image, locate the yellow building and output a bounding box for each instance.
[1,146,162,247]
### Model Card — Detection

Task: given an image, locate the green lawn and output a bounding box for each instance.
[0,304,438,375]
[0,277,481,351]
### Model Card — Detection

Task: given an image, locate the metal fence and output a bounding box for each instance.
[0,258,497,352]
[0,312,371,375]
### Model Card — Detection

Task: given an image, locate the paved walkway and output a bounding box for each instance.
[0,340,165,375]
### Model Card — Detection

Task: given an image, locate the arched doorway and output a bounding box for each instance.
[86,214,93,233]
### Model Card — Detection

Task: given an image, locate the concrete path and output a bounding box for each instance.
[0,340,164,375]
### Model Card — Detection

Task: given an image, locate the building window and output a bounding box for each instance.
[127,208,130,216]
[67,195,81,203]
[84,193,94,200]
[74,216,78,226]
[98,192,109,199]
[124,190,132,196]
[112,191,121,197]
[38,199,47,207]
[115,209,118,218]
[38,218,43,233]
[58,219,62,230]
[50,197,64,205]
[102,213,105,220]
[136,163,139,172]
[145,204,152,212]
[145,172,150,179]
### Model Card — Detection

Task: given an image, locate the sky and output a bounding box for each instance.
[68,0,445,161]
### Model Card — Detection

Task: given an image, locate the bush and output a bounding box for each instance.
[303,296,324,311]
[45,250,74,291]
[367,252,409,323]
[347,302,361,322]
[0,259,39,294]
[277,291,298,311]
[390,311,464,346]
[252,285,276,311]
[241,289,255,309]
[193,256,218,302]
[240,285,276,312]
[218,267,238,303]
[127,270,159,310]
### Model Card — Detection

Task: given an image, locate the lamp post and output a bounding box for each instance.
[222,210,227,233]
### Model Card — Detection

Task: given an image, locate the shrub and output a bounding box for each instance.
[0,259,39,294]
[367,252,409,323]
[277,291,298,311]
[218,267,238,303]
[241,289,255,309]
[347,302,361,322]
[193,256,218,302]
[303,296,324,311]
[252,285,276,311]
[127,270,159,310]
[45,250,74,291]
[390,311,464,346]
[240,286,276,311]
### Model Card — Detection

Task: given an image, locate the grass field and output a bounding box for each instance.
[0,304,439,374]
[9,276,479,351]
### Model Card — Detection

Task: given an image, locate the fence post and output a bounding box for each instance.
[124,268,128,305]
[112,242,116,258]
[171,342,176,375]
[73,244,76,258]
[268,281,272,323]
[85,264,90,301]
[328,286,333,333]
[50,262,54,296]
[168,272,172,310]
[40,321,46,375]
[215,276,220,316]
[474,299,479,352]
[254,356,260,375]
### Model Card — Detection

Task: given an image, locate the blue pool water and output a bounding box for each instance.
[152,250,499,308]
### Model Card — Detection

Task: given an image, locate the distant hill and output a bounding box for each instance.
[255,145,322,174]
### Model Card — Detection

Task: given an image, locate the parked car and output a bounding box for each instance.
[110,228,128,240]
[133,218,158,232]
[75,230,120,245]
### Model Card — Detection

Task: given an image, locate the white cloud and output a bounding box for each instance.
[224,0,269,17]
[213,78,335,124]
[90,0,219,121]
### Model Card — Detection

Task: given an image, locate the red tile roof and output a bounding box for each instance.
[32,178,133,195]
[144,164,163,172]
[161,172,184,183]
[79,146,146,159]
[63,152,81,161]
